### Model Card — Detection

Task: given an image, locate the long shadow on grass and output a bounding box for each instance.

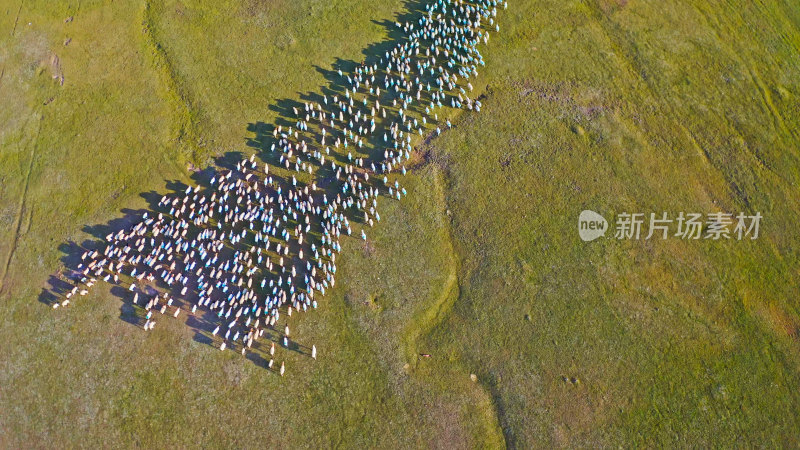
[246,0,433,166]
[41,150,310,371]
[41,0,441,371]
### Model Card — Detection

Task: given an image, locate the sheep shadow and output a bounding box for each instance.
[41,0,440,371]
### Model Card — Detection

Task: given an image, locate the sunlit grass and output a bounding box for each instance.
[0,0,799,447]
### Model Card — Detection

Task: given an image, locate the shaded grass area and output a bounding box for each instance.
[0,0,799,447]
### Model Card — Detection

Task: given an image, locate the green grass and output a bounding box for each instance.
[1,0,800,447]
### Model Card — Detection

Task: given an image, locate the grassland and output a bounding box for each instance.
[1,0,800,447]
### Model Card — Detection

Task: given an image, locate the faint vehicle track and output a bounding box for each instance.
[141,0,201,167]
[0,114,39,295]
[11,0,24,36]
